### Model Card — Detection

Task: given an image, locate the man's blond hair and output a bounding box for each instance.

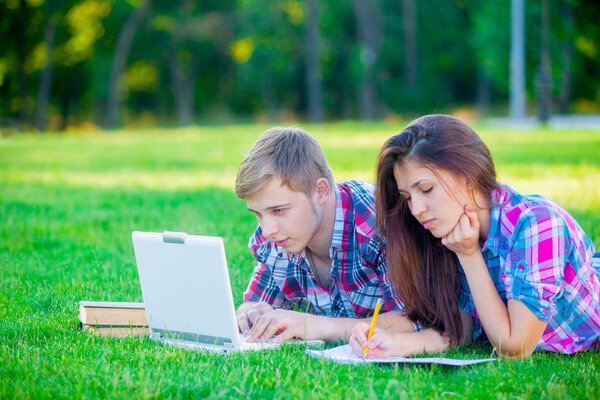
[235,127,334,199]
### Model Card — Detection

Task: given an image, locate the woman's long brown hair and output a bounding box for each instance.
[375,114,499,346]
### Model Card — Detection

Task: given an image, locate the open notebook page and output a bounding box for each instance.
[306,344,495,366]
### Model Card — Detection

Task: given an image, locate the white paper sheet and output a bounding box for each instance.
[306,344,495,366]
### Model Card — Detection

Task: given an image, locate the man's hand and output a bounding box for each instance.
[236,302,274,335]
[245,309,318,343]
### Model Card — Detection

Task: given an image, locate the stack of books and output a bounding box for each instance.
[79,301,149,337]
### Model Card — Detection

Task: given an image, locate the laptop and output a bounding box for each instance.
[132,231,320,354]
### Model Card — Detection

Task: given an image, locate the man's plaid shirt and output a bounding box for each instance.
[242,180,403,317]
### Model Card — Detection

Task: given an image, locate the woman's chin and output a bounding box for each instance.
[430,226,450,239]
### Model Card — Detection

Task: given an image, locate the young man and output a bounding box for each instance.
[234,127,416,343]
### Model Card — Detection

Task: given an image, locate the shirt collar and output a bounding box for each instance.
[331,183,351,252]
[480,185,510,257]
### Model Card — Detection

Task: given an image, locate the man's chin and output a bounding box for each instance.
[279,242,306,254]
[282,245,303,254]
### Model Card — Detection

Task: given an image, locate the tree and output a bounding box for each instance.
[352,0,381,121]
[510,0,526,119]
[304,0,323,122]
[35,0,57,131]
[538,0,552,122]
[401,0,417,91]
[15,0,30,126]
[104,0,152,129]
[557,1,574,114]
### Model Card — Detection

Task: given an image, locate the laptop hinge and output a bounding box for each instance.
[162,231,187,244]
[150,330,161,340]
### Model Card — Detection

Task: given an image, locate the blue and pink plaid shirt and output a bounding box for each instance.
[459,184,600,353]
[242,180,403,317]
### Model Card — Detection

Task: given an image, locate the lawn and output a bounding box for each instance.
[1,122,599,399]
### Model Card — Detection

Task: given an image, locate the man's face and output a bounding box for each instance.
[246,177,321,254]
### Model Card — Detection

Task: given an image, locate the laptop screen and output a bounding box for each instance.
[132,231,241,348]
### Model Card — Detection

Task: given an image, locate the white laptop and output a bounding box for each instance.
[133,231,273,353]
[132,231,320,354]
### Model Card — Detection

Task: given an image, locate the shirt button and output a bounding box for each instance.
[543,308,548,314]
[518,264,524,270]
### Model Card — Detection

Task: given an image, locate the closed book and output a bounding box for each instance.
[82,324,149,337]
[78,301,148,326]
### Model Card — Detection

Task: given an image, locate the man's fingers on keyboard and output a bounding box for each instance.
[271,327,296,344]
[248,314,272,342]
[237,315,250,335]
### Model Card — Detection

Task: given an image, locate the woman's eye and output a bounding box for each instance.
[422,187,433,194]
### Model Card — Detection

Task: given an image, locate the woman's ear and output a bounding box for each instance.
[314,178,331,205]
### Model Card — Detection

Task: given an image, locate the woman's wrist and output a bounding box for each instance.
[456,250,485,272]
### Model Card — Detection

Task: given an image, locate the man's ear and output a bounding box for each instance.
[314,178,331,205]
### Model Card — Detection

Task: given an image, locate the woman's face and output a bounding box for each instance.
[393,160,471,238]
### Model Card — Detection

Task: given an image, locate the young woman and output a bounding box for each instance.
[349,114,600,357]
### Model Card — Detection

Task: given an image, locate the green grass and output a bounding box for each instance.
[1,122,599,399]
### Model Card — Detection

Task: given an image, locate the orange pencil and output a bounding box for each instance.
[363,299,382,356]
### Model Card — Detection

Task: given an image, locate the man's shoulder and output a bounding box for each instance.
[336,180,379,240]
[337,180,375,201]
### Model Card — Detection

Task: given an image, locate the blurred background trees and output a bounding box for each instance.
[1,0,599,131]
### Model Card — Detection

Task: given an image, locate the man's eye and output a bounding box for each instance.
[274,208,283,214]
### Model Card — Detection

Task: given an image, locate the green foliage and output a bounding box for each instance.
[1,1,600,128]
[1,123,599,398]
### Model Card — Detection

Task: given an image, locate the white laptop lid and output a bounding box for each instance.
[132,231,241,349]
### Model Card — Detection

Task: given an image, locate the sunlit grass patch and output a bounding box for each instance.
[1,122,599,399]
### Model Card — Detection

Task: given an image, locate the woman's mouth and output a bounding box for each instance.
[421,219,434,229]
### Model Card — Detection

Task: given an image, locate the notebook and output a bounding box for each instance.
[132,231,320,353]
[306,344,496,366]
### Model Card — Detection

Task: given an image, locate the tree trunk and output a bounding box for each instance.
[510,0,526,119]
[167,47,194,126]
[59,93,70,131]
[558,3,573,114]
[401,0,417,91]
[304,0,323,122]
[538,0,552,122]
[35,2,56,132]
[16,0,29,126]
[103,0,152,129]
[476,66,491,114]
[353,0,381,121]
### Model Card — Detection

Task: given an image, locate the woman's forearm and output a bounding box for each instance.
[391,328,451,356]
[459,252,514,352]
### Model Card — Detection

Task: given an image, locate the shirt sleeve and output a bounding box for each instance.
[242,261,287,307]
[504,206,570,322]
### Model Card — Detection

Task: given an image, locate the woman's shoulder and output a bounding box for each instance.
[492,185,592,251]
[493,185,576,237]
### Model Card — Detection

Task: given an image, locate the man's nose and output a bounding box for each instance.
[261,216,279,238]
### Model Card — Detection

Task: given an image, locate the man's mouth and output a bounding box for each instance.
[274,238,289,247]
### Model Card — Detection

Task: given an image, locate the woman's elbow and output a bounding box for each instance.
[496,340,537,358]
